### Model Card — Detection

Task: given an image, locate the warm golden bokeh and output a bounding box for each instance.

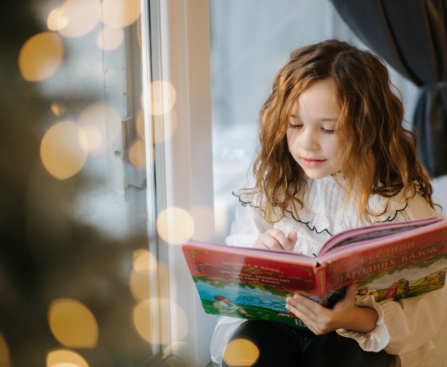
[0,332,10,366]
[223,339,260,367]
[141,81,177,116]
[163,341,189,356]
[40,121,88,180]
[191,205,215,241]
[156,208,194,245]
[58,0,101,38]
[78,101,122,151]
[47,350,89,367]
[129,260,178,301]
[47,8,69,31]
[129,140,146,169]
[132,249,157,274]
[18,32,64,82]
[48,299,99,348]
[51,102,66,117]
[97,26,124,51]
[129,269,150,301]
[101,0,141,28]
[133,298,188,344]
[137,109,179,143]
[135,110,145,140]
[80,125,103,153]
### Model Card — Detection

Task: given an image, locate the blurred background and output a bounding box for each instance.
[1,0,157,366]
[0,0,421,366]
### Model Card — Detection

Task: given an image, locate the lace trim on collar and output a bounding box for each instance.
[233,180,424,237]
[233,192,333,236]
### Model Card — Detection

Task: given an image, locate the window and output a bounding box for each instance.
[1,1,420,367]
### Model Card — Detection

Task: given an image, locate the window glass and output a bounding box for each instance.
[0,0,165,365]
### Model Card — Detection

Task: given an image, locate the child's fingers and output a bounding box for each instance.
[267,229,292,250]
[287,231,298,247]
[341,284,356,305]
[333,284,356,312]
[262,235,286,250]
[285,304,318,334]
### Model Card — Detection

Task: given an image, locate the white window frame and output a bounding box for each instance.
[141,0,216,366]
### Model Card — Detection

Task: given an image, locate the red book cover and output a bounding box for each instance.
[182,217,447,328]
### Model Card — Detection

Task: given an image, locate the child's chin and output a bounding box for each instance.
[302,169,332,180]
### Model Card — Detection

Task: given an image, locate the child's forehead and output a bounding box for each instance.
[290,79,339,120]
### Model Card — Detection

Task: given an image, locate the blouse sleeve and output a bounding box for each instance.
[337,191,447,366]
[224,200,272,248]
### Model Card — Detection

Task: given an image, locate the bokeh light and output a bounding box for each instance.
[18,32,64,82]
[58,0,101,38]
[78,101,122,151]
[223,339,260,367]
[47,350,89,367]
[40,121,88,180]
[156,110,178,144]
[135,110,145,140]
[163,341,188,356]
[0,332,10,366]
[129,140,146,169]
[136,109,179,143]
[97,26,124,51]
[133,298,188,344]
[191,205,215,241]
[101,0,141,28]
[156,208,194,245]
[132,249,157,274]
[51,102,66,117]
[48,299,98,348]
[47,8,69,31]
[80,125,102,153]
[141,81,177,116]
[129,260,178,301]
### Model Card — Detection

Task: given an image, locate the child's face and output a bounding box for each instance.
[287,79,340,180]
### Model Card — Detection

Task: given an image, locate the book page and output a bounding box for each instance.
[319,217,440,256]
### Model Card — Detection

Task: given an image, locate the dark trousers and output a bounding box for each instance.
[222,320,392,367]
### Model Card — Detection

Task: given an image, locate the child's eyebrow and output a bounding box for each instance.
[290,115,337,122]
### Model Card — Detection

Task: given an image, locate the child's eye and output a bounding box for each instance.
[322,128,335,134]
[289,123,303,129]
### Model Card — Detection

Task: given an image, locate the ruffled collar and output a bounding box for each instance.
[234,174,421,237]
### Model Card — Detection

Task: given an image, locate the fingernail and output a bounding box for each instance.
[293,295,300,300]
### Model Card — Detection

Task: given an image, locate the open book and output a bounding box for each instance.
[182,217,447,329]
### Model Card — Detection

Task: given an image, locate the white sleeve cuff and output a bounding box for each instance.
[336,295,390,352]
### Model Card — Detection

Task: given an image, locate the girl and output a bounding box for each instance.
[210,40,445,367]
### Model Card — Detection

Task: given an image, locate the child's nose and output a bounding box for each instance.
[300,129,319,151]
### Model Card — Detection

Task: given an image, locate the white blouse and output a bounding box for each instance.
[210,174,446,367]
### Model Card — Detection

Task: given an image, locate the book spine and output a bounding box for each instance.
[315,265,327,299]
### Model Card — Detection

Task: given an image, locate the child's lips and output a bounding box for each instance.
[301,157,327,167]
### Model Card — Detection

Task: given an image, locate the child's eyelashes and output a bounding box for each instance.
[322,128,335,134]
[288,123,335,135]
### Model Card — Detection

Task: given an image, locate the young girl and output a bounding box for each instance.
[210,40,445,367]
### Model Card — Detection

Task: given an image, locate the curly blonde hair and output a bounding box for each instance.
[246,39,435,224]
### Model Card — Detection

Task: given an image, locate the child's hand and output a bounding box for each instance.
[285,285,378,334]
[253,230,297,251]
